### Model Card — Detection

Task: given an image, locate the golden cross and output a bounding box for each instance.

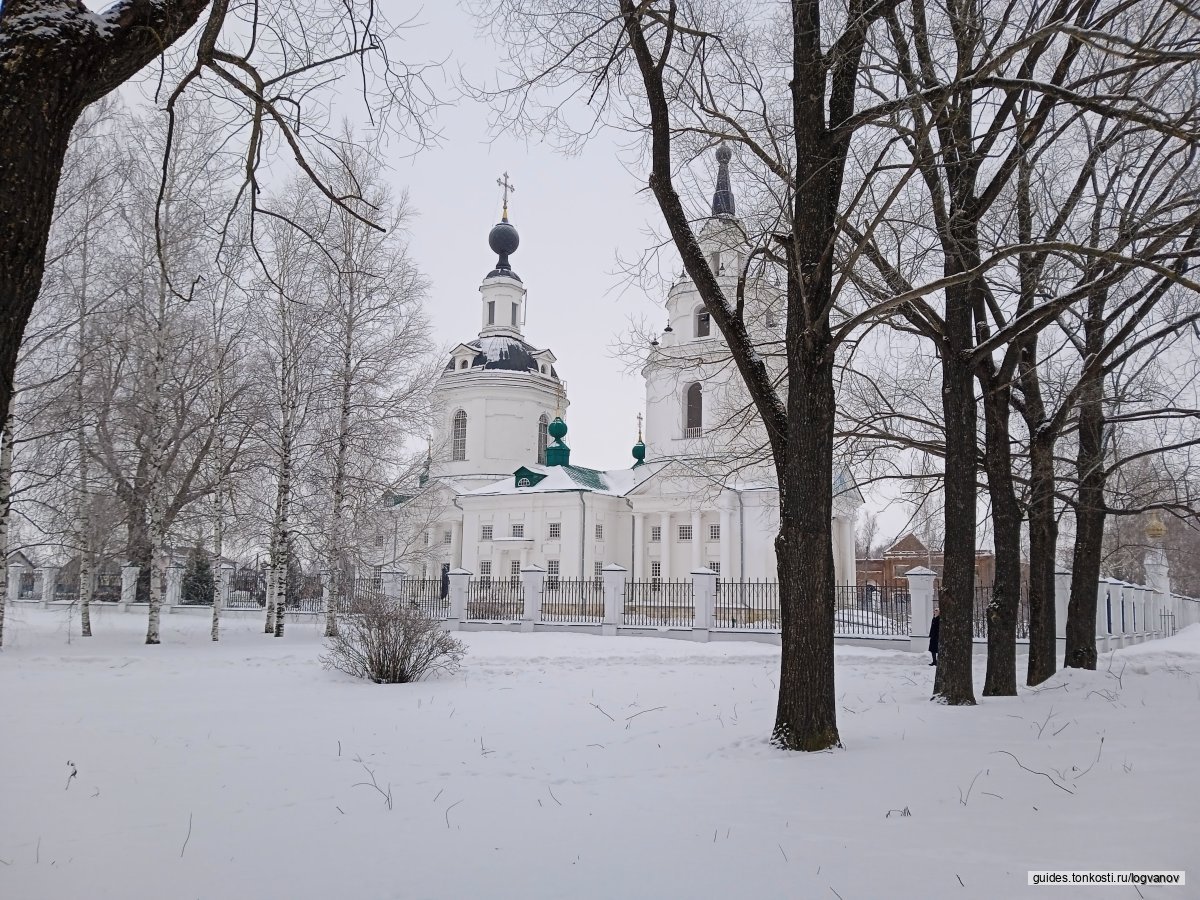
[497,172,515,219]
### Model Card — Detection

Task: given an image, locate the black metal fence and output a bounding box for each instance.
[466,576,523,621]
[1160,609,1177,637]
[971,584,1030,640]
[541,578,603,623]
[713,580,778,629]
[392,577,450,620]
[624,580,694,627]
[834,585,910,636]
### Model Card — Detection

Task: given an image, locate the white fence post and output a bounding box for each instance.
[1053,568,1070,642]
[691,568,717,641]
[120,564,139,609]
[601,563,626,636]
[6,562,22,603]
[520,564,545,633]
[446,568,470,630]
[220,564,235,606]
[165,564,184,611]
[905,566,937,654]
[39,566,58,608]
[1095,580,1111,652]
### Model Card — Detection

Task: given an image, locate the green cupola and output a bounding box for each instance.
[545,416,571,466]
[632,413,646,467]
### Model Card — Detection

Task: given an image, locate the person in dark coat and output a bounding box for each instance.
[928,607,940,666]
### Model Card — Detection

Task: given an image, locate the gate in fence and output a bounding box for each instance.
[1160,609,1177,637]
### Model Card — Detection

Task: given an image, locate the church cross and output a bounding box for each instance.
[637,412,643,441]
[497,172,515,219]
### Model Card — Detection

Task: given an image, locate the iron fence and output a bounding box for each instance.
[1160,609,1177,637]
[466,577,523,621]
[395,577,450,620]
[541,578,604,623]
[834,585,909,636]
[972,584,1030,639]
[713,580,779,629]
[624,580,694,627]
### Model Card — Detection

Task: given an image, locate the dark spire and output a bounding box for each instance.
[487,172,521,279]
[711,144,736,217]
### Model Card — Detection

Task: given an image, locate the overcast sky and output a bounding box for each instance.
[387,4,666,473]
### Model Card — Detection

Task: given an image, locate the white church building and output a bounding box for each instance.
[398,150,861,587]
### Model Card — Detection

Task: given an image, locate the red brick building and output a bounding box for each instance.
[856,532,995,589]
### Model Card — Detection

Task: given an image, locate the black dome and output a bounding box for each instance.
[489,221,519,256]
[445,336,557,377]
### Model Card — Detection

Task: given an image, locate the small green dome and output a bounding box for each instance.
[632,441,646,465]
[548,416,568,440]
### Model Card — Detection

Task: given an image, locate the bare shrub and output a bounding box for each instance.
[321,595,466,684]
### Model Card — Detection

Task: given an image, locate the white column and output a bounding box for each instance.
[39,566,58,606]
[659,511,672,581]
[632,513,645,580]
[905,566,937,653]
[601,563,627,636]
[121,564,140,606]
[719,501,733,585]
[450,520,464,569]
[690,510,703,572]
[520,564,544,632]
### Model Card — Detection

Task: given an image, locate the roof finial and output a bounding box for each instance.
[497,171,515,222]
[632,413,646,467]
[712,144,735,217]
[637,412,643,442]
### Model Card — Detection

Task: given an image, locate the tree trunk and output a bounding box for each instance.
[211,492,224,642]
[77,228,93,637]
[980,379,1020,696]
[0,407,13,648]
[1065,341,1107,667]
[773,341,840,751]
[1026,432,1059,684]
[935,291,979,706]
[326,317,354,638]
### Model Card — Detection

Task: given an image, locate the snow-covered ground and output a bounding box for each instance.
[1,606,1196,899]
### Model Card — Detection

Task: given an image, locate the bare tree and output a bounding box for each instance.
[0,0,439,441]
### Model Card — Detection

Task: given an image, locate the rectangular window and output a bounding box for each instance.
[511,303,519,327]
[696,310,711,337]
[595,522,604,541]
[548,522,561,539]
[481,524,493,541]
[374,533,385,548]
[511,523,525,538]
[487,300,495,325]
[480,560,492,584]
[371,565,383,591]
[594,561,603,582]
[650,561,662,581]
[678,524,692,542]
[708,562,721,577]
[709,523,720,542]
[510,560,521,580]
[650,525,661,542]
[547,559,560,590]
[443,530,452,545]
[423,530,430,546]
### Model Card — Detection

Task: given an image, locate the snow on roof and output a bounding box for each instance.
[466,462,664,498]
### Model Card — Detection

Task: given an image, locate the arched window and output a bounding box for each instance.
[537,414,549,464]
[685,383,703,437]
[451,410,468,461]
[695,307,711,338]
[459,359,469,369]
